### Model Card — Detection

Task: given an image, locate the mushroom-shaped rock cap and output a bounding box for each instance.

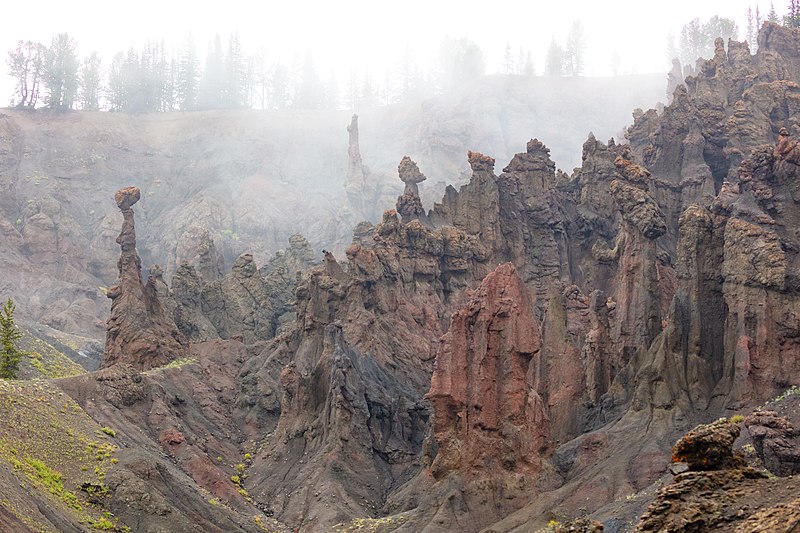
[398,156,427,184]
[467,150,495,172]
[115,187,141,210]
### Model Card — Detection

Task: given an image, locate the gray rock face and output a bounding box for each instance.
[745,410,800,476]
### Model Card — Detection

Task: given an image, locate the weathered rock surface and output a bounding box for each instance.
[671,418,743,471]
[11,21,800,533]
[426,263,547,479]
[745,410,800,476]
[103,187,187,370]
[636,417,800,533]
[0,75,665,343]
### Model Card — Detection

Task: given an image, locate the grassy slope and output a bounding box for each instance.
[0,379,126,531]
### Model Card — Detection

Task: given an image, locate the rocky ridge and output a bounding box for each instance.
[3,22,800,533]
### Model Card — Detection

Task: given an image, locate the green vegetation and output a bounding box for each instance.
[730,414,745,424]
[767,385,800,405]
[0,298,23,379]
[142,357,198,375]
[99,427,116,438]
[0,380,126,530]
[330,512,410,532]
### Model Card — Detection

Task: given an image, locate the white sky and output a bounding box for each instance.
[1,0,773,100]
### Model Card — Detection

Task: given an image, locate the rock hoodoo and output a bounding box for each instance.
[395,155,426,222]
[103,187,187,370]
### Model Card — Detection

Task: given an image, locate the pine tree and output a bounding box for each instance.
[106,52,127,111]
[198,35,225,109]
[503,44,514,74]
[747,7,756,50]
[788,0,800,27]
[523,50,536,76]
[565,19,587,76]
[225,32,246,107]
[43,33,79,110]
[0,298,23,379]
[177,35,199,110]
[769,3,779,23]
[544,39,565,76]
[79,52,102,110]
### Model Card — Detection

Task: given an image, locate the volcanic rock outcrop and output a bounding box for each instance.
[10,20,800,533]
[744,410,800,476]
[103,187,187,370]
[395,156,427,222]
[427,263,548,478]
[636,418,800,532]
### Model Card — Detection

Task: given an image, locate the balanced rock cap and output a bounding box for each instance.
[115,187,141,210]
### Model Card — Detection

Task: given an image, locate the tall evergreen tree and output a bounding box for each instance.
[788,0,800,27]
[250,47,269,109]
[435,36,485,93]
[198,35,225,109]
[565,19,587,76]
[294,50,321,109]
[269,63,289,109]
[679,16,738,64]
[522,50,536,76]
[544,39,565,76]
[0,298,23,380]
[106,51,127,111]
[225,32,247,107]
[769,3,779,23]
[79,51,102,110]
[177,35,199,110]
[43,33,79,110]
[503,43,514,74]
[397,43,422,101]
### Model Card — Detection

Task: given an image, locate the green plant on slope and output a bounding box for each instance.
[0,298,23,379]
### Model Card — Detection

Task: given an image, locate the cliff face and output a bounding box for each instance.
[426,262,549,481]
[248,23,800,531]
[7,22,800,533]
[0,75,664,345]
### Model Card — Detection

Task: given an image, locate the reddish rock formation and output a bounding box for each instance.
[671,418,743,471]
[103,187,187,370]
[21,21,800,533]
[427,263,548,479]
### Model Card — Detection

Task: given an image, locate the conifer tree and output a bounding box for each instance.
[79,51,102,110]
[43,33,79,109]
[0,298,23,379]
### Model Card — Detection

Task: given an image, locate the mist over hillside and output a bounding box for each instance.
[0,72,665,341]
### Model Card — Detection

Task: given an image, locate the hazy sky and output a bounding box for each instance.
[0,0,774,101]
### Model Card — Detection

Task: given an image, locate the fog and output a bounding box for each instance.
[1,0,764,102]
